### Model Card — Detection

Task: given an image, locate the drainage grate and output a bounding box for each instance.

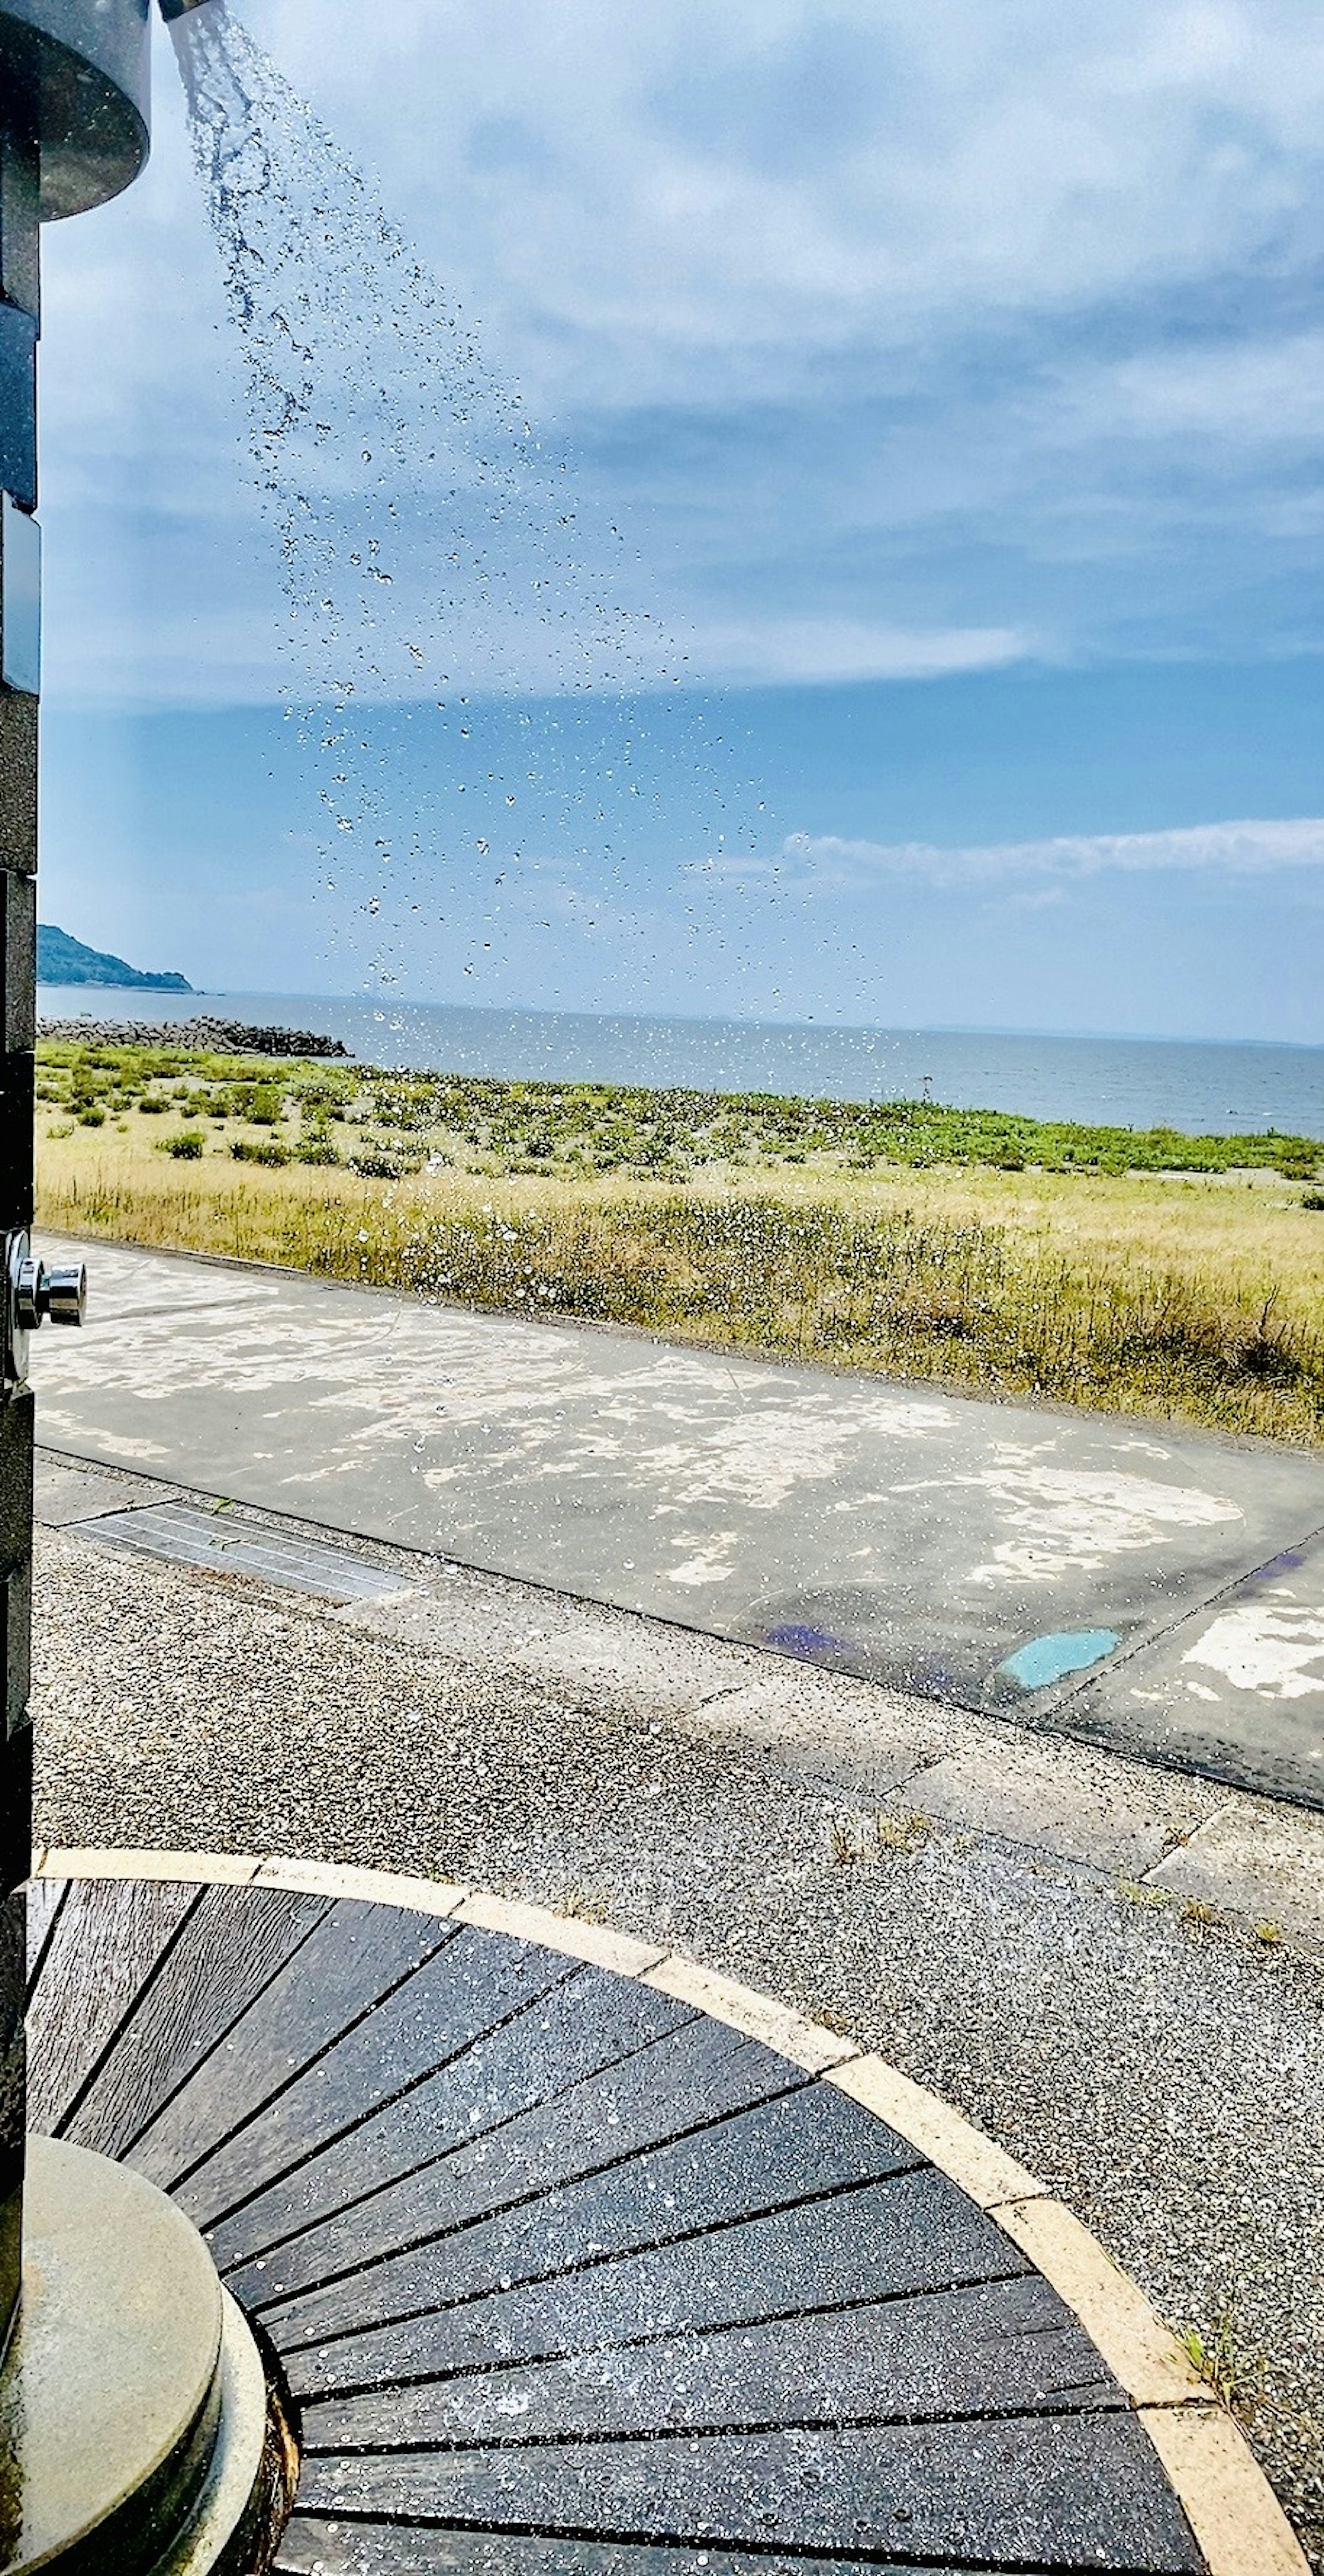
[75,1503,407,1602]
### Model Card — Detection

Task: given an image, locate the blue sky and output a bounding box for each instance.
[34,0,1324,1039]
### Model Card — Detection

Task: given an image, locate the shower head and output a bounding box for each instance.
[158,0,218,17]
[0,0,150,215]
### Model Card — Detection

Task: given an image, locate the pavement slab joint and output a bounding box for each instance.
[826,2051,1047,2213]
[1141,2405,1312,2576]
[991,2193,1206,2409]
[1140,1796,1324,1953]
[638,1951,863,2073]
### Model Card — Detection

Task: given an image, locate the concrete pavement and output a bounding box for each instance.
[34,1446,1324,1944]
[32,1234,1324,1806]
[33,1233,1324,1803]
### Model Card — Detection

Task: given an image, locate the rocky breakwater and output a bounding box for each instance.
[38,1014,351,1059]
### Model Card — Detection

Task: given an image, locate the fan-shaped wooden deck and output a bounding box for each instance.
[28,1870,1206,2574]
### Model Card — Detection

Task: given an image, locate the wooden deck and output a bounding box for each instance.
[28,1873,1206,2574]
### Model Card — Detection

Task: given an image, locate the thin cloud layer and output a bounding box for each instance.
[695,618,1029,684]
[253,0,1324,401]
[782,818,1324,887]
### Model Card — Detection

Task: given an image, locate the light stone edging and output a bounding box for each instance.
[31,1847,1309,2576]
[453,1887,668,1978]
[254,1855,470,1917]
[1140,2407,1311,2576]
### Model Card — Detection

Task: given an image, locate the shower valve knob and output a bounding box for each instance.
[6,1234,87,1379]
[16,1256,87,1330]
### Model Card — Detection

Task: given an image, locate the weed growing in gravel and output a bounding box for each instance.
[829,1810,936,1866]
[1179,2305,1257,2413]
[828,1816,861,1868]
[875,1811,935,1856]
[556,1886,611,1923]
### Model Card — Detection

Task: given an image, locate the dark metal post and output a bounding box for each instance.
[0,32,277,2576]
[0,112,39,2355]
[0,0,149,2356]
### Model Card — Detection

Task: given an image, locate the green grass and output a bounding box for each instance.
[35,1040,1324,1446]
[33,1039,1324,1182]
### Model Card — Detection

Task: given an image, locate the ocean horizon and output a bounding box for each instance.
[36,985,1324,1141]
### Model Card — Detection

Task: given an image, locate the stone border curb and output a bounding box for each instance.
[31,1846,1309,2576]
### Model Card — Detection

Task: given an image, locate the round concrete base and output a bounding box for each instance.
[0,2138,268,2574]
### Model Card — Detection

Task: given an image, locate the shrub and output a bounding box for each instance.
[137,1096,169,1115]
[76,1107,106,1127]
[231,1137,289,1166]
[161,1132,203,1160]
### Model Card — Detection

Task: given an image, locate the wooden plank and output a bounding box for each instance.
[26,1873,1203,2576]
[23,1877,64,1997]
[243,2078,914,2345]
[251,2014,802,2334]
[63,1883,331,2158]
[187,1930,580,2237]
[129,1900,455,2193]
[27,1877,199,2137]
[302,2271,1117,2454]
[298,2411,1204,2570]
[279,2166,1024,2403]
[277,2520,996,2575]
[214,1964,689,2280]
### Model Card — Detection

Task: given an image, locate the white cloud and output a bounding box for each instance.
[692,616,1030,684]
[242,0,1324,405]
[30,0,1324,703]
[781,817,1324,886]
[1059,332,1324,447]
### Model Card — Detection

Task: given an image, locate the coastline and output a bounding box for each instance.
[37,986,1324,1139]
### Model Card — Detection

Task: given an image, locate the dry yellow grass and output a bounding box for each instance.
[37,1105,1324,1447]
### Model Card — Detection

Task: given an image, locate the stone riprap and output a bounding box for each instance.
[37,1016,351,1058]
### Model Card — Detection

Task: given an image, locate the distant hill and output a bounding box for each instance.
[37,925,192,992]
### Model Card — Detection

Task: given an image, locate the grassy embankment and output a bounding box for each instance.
[34,1038,1324,1445]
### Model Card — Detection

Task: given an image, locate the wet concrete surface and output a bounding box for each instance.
[32,1236,1324,1805]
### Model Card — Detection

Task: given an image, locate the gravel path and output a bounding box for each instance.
[33,1519,1324,2565]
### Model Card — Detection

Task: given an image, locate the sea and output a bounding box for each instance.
[36,986,1324,1142]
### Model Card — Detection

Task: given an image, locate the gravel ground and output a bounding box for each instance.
[33,1522,1324,2564]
